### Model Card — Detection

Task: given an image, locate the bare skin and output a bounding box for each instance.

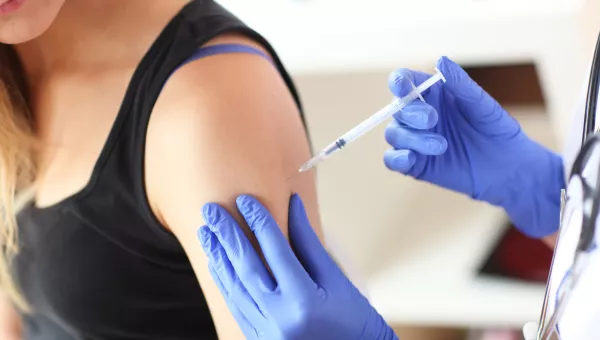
[1,0,322,338]
[0,2,559,339]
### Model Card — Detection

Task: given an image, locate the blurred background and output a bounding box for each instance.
[217,1,599,339]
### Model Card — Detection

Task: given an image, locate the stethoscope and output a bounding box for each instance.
[535,31,600,340]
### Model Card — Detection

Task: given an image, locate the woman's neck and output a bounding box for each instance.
[14,0,189,78]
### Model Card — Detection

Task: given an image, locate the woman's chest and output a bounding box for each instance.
[14,209,159,322]
[31,70,134,209]
[12,205,211,338]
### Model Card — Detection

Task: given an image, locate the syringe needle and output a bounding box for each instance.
[298,161,315,173]
[298,155,323,173]
[298,142,340,172]
[298,68,445,173]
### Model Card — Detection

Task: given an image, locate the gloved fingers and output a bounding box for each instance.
[203,237,230,297]
[201,205,276,298]
[217,265,266,323]
[388,68,434,98]
[288,194,339,286]
[383,149,417,174]
[393,101,438,130]
[385,120,448,156]
[236,195,319,296]
[199,228,266,322]
[208,264,260,338]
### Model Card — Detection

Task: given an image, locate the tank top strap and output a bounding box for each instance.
[87,0,304,254]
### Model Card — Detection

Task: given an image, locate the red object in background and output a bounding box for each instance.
[481,226,553,283]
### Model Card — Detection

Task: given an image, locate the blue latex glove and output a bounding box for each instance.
[198,194,398,340]
[384,56,564,238]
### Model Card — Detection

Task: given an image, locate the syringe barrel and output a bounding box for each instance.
[337,70,444,146]
[339,98,406,144]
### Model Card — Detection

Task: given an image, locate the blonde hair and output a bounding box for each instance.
[0,44,37,311]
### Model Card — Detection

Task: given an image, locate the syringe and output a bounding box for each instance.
[298,68,446,172]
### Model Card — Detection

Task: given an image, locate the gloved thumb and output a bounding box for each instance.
[436,56,522,136]
[436,56,506,125]
[436,56,485,99]
[288,194,338,285]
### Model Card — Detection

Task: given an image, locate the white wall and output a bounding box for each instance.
[217,0,590,145]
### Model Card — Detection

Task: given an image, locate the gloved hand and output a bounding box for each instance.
[198,194,398,340]
[384,56,565,238]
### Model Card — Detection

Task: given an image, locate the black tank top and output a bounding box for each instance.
[12,1,303,339]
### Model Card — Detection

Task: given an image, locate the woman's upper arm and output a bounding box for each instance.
[145,39,322,338]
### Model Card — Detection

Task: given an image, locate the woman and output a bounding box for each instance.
[0,0,324,338]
